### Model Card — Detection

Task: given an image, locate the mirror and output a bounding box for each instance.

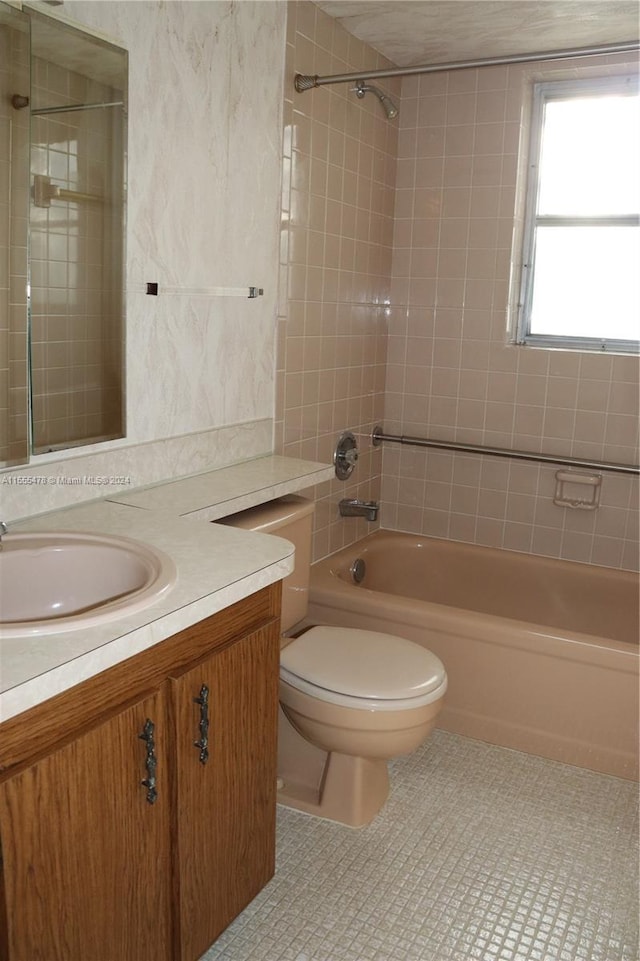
[0,2,30,466]
[0,2,127,467]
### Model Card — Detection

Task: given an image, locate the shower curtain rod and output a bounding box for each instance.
[371,427,640,476]
[294,39,640,91]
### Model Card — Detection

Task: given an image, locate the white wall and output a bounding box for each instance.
[3,0,286,519]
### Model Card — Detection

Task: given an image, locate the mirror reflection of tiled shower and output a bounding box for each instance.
[0,4,30,466]
[28,10,126,453]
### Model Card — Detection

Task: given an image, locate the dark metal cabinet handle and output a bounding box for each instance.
[139,718,158,804]
[193,684,210,765]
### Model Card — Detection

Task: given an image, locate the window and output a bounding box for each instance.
[516,76,639,352]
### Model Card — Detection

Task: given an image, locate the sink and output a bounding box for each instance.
[0,532,177,637]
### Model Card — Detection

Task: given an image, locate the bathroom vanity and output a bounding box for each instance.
[0,586,280,961]
[0,455,334,961]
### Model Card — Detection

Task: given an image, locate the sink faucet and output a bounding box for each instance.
[339,499,379,522]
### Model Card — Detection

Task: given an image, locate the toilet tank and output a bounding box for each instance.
[217,496,314,633]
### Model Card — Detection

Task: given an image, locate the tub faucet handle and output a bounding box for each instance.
[334,431,359,480]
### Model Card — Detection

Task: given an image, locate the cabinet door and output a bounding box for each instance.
[171,623,279,961]
[0,688,173,961]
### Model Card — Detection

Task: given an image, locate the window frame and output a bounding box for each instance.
[516,74,640,354]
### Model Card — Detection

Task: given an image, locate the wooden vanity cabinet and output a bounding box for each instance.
[171,623,278,960]
[0,688,174,961]
[0,583,281,961]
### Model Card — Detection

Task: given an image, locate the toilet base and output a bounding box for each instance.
[277,750,390,828]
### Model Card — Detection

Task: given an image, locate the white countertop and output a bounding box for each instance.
[107,453,333,520]
[0,455,334,723]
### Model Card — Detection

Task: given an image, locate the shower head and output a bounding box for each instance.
[353,80,399,120]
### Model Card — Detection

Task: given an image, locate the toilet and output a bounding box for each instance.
[219,496,447,827]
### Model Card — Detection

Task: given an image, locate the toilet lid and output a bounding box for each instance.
[280,626,446,701]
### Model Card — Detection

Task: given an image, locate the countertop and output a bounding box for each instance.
[106,453,334,520]
[0,454,334,723]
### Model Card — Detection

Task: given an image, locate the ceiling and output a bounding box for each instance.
[314,1,640,67]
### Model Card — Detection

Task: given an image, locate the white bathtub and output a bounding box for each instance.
[307,530,639,780]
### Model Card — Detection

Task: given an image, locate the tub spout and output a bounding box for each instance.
[339,499,379,522]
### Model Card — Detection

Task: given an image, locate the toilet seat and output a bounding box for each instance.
[280,626,447,711]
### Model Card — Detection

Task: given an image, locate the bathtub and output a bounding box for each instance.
[307,530,639,780]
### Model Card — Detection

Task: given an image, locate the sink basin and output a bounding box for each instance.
[0,532,177,637]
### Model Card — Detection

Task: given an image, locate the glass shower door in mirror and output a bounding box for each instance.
[28,9,126,453]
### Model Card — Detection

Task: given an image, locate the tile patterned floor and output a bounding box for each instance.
[201,731,639,961]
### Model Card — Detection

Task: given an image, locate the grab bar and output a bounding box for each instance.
[371,426,640,476]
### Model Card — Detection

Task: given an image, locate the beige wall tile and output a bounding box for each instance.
[384,57,639,570]
[280,9,637,572]
[277,3,397,557]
